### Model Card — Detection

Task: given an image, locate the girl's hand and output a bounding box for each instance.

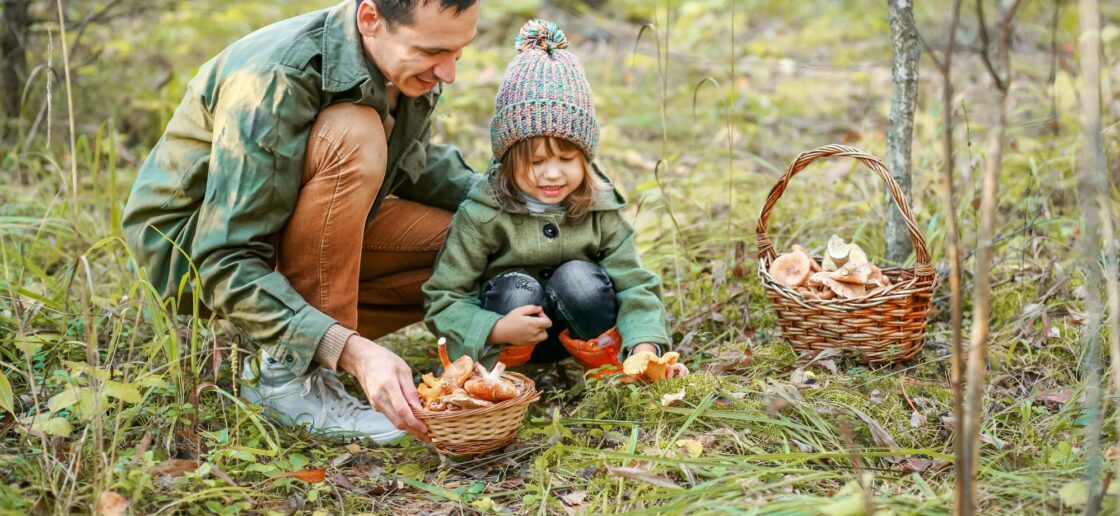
[664,363,689,378]
[489,305,552,346]
[631,343,689,379]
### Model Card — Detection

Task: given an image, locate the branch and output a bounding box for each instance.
[975,0,1005,91]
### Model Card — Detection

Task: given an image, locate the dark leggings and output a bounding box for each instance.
[480,261,617,363]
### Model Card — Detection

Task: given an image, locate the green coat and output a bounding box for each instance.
[122,0,477,375]
[422,162,671,366]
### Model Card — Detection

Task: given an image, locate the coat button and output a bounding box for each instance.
[284,354,294,363]
[542,223,559,238]
[540,267,553,279]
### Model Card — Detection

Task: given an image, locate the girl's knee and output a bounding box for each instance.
[480,271,546,314]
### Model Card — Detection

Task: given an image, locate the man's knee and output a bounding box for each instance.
[307,103,388,186]
[549,261,612,302]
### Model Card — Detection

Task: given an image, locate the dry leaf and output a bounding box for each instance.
[272,468,327,483]
[151,459,199,478]
[675,439,704,458]
[560,490,588,506]
[910,411,927,428]
[98,491,129,516]
[850,408,900,460]
[790,368,818,389]
[605,466,681,489]
[661,388,686,407]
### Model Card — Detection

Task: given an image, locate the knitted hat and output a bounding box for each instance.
[490,20,600,161]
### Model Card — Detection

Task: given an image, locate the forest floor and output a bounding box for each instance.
[2,0,1119,513]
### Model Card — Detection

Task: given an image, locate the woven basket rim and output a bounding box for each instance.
[757,255,937,312]
[413,371,540,420]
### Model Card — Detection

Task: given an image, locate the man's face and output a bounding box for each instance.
[357,0,479,97]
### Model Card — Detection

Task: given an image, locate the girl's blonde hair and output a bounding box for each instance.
[496,136,608,221]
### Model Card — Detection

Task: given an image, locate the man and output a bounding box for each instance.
[122,0,480,443]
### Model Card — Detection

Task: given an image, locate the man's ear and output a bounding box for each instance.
[356,0,383,37]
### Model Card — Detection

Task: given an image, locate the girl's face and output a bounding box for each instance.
[515,138,586,204]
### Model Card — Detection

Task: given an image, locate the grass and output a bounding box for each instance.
[2,0,1120,514]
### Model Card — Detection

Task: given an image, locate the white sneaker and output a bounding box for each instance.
[240,351,406,445]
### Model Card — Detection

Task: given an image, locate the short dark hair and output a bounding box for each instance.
[358,0,477,29]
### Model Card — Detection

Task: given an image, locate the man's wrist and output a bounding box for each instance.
[316,324,358,371]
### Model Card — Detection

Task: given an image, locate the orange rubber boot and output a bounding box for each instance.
[559,327,623,378]
[498,343,537,367]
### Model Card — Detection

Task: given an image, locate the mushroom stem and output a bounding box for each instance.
[437,337,451,369]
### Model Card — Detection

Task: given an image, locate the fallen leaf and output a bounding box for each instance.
[661,388,686,407]
[560,490,588,506]
[272,468,327,483]
[1059,480,1088,507]
[910,411,927,428]
[97,491,129,516]
[790,368,818,389]
[850,408,900,462]
[675,439,704,458]
[697,428,739,448]
[980,432,1010,450]
[605,466,681,489]
[332,472,355,490]
[150,459,199,478]
[331,452,353,468]
[1035,389,1079,410]
[899,457,932,473]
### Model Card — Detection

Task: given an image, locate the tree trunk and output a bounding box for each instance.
[1075,0,1111,512]
[961,1,1022,514]
[885,0,920,265]
[1,0,32,122]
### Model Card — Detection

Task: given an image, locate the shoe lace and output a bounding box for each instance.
[301,369,367,422]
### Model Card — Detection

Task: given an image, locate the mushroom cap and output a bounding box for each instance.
[622,351,680,381]
[417,381,446,408]
[769,251,812,287]
[832,263,873,285]
[792,244,821,272]
[809,271,867,299]
[441,389,493,410]
[464,363,519,401]
[441,355,475,388]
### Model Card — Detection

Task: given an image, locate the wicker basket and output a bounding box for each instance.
[413,372,541,456]
[755,144,938,365]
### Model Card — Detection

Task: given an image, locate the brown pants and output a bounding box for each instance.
[275,102,451,340]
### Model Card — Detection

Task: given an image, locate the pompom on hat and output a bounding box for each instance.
[490,20,600,161]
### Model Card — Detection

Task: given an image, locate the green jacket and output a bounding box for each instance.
[122,0,477,375]
[422,162,671,366]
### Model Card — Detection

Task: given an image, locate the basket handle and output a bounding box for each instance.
[755,144,935,276]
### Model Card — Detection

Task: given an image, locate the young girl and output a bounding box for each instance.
[422,20,687,380]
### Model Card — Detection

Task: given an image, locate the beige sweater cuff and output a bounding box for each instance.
[315,324,357,371]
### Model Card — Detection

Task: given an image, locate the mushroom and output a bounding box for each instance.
[622,351,681,381]
[791,244,821,273]
[464,362,519,402]
[417,373,447,409]
[437,337,474,388]
[769,250,812,287]
[867,264,891,288]
[831,262,873,285]
[822,235,868,271]
[441,388,493,410]
[809,271,867,299]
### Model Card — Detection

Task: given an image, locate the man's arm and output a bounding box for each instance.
[392,124,481,210]
[191,66,342,375]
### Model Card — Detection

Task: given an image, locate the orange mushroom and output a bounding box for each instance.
[791,244,821,273]
[437,337,474,388]
[464,362,519,402]
[441,388,493,410]
[622,351,681,381]
[417,373,447,409]
[769,251,812,287]
[809,271,866,299]
[832,262,873,285]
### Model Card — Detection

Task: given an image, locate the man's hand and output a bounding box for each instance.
[487,305,552,346]
[337,334,429,441]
